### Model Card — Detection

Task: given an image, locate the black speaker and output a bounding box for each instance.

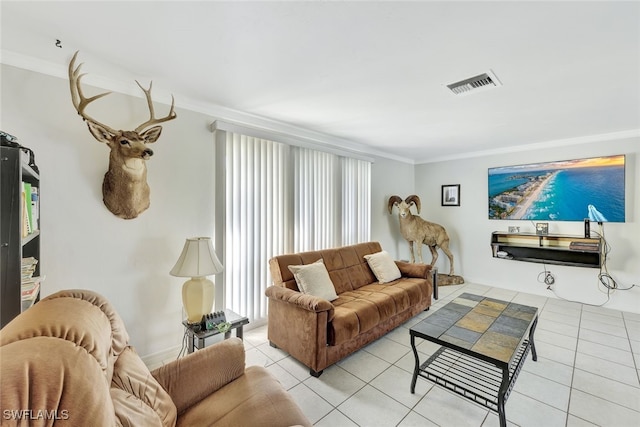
[584,218,590,238]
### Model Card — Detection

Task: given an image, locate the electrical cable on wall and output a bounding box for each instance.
[531,221,556,289]
[594,222,635,293]
[177,327,189,359]
[543,222,635,307]
[537,262,555,289]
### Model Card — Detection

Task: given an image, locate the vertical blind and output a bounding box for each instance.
[341,156,371,245]
[223,131,371,322]
[293,147,338,252]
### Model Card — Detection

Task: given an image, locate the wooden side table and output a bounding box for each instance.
[182,309,249,353]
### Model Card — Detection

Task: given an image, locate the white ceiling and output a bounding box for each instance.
[2,1,639,164]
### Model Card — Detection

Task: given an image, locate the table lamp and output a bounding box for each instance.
[170,237,223,324]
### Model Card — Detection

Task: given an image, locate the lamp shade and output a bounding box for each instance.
[170,237,224,323]
[170,237,223,277]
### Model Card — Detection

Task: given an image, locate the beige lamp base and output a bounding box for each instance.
[182,276,214,323]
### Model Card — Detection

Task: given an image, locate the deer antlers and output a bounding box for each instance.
[68,51,116,134]
[134,80,176,132]
[68,51,176,133]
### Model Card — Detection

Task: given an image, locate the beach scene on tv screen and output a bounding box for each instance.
[488,155,625,222]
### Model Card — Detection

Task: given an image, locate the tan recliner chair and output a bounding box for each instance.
[0,289,310,426]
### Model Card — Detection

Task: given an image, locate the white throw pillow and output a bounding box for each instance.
[288,259,339,301]
[364,250,402,283]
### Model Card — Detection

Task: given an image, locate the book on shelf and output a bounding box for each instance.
[20,182,38,236]
[21,281,40,300]
[21,257,38,269]
[21,256,38,265]
[23,182,34,233]
[21,280,38,291]
[21,275,44,301]
[22,277,40,289]
[22,271,42,284]
[21,257,38,280]
[569,241,600,252]
[21,190,30,237]
[30,186,39,231]
[21,270,38,278]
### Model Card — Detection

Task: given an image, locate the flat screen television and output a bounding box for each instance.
[488,154,625,222]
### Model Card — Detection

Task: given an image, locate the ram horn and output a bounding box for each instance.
[405,195,421,214]
[387,195,402,214]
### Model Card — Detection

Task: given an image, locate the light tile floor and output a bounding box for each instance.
[240,283,640,426]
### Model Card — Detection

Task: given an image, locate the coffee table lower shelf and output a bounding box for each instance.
[414,339,531,417]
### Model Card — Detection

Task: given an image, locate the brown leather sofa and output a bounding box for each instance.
[0,290,311,427]
[266,241,433,377]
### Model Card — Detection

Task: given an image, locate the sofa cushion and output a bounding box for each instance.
[338,243,380,290]
[364,250,401,283]
[288,259,339,301]
[357,283,412,313]
[328,278,425,345]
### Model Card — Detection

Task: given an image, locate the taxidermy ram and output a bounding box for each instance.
[388,195,455,275]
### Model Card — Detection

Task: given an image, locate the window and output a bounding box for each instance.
[218,129,371,322]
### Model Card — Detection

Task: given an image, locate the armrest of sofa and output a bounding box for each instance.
[395,261,432,279]
[265,285,335,373]
[265,285,335,318]
[151,337,245,414]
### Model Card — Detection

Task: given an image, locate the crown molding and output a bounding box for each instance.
[5,50,633,167]
[1,49,412,164]
[417,129,640,164]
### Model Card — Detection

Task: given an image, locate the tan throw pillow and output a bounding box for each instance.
[288,259,339,301]
[364,250,402,283]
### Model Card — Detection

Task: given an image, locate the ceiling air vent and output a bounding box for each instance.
[446,70,502,95]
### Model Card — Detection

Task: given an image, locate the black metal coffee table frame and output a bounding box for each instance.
[410,298,538,427]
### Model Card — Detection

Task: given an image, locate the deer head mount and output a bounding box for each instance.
[68,51,176,219]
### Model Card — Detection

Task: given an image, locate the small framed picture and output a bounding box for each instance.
[536,222,549,235]
[508,226,520,233]
[441,184,460,206]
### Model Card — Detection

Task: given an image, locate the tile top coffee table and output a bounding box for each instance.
[410,293,538,427]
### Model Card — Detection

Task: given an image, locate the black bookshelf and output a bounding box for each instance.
[1,146,41,328]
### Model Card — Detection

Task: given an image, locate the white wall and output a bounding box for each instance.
[370,156,415,257]
[2,64,218,357]
[415,137,640,313]
[1,65,417,358]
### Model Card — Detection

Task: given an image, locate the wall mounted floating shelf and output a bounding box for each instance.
[490,232,602,268]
